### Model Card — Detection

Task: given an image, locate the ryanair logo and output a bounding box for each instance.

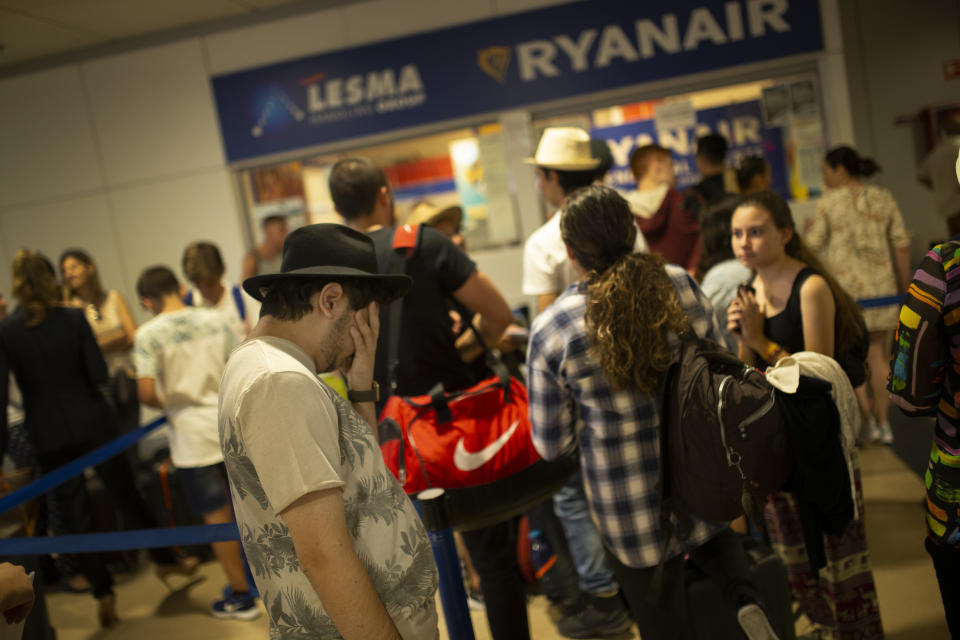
[477,46,512,84]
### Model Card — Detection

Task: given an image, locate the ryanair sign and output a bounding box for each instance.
[212,0,822,163]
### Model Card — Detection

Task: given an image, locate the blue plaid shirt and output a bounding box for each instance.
[527,264,727,568]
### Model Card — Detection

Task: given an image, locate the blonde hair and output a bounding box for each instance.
[13,249,60,327]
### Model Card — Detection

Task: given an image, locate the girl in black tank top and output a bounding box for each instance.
[753,267,867,387]
[724,192,881,640]
[726,192,867,390]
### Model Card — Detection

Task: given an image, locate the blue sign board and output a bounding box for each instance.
[212,0,823,163]
[591,99,788,197]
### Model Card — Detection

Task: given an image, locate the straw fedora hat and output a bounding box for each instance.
[525,127,601,171]
[405,201,463,228]
[243,223,411,303]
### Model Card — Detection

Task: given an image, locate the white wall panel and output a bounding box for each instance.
[108,170,245,322]
[82,40,224,187]
[204,8,349,75]
[342,0,492,47]
[0,66,104,209]
[0,194,127,301]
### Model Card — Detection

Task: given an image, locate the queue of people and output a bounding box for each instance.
[0,123,953,640]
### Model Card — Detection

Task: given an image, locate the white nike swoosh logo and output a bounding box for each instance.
[453,419,521,472]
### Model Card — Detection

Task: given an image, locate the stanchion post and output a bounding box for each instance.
[417,488,475,640]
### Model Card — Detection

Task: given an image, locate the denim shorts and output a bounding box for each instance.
[178,462,230,516]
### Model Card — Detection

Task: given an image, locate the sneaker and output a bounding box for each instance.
[211,591,261,621]
[737,603,779,640]
[878,421,894,445]
[466,586,485,611]
[867,417,881,443]
[556,592,632,639]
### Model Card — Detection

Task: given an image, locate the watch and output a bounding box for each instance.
[347,381,380,403]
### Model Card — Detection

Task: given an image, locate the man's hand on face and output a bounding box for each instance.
[342,301,379,392]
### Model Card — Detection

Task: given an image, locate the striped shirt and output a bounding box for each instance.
[527,265,727,568]
[888,241,960,547]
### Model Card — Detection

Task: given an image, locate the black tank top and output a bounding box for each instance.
[752,267,867,387]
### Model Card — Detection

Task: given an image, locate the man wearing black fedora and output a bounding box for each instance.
[218,223,439,639]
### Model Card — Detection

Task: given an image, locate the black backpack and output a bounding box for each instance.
[658,335,793,535]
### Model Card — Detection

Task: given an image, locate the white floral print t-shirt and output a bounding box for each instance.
[218,336,438,639]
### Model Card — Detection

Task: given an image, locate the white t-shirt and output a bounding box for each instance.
[186,280,260,343]
[218,337,438,639]
[522,210,649,297]
[134,308,237,468]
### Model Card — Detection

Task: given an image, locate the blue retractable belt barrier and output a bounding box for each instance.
[858,294,905,309]
[0,416,166,516]
[0,523,240,555]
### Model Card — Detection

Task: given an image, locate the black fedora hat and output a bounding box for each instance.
[243,223,412,303]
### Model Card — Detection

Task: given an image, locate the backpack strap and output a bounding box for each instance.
[384,224,421,398]
[646,355,680,606]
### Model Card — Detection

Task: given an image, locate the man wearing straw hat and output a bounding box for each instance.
[219,224,439,639]
[523,127,647,315]
[521,127,636,639]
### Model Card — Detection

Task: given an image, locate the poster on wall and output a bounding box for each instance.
[591,99,789,198]
[789,80,818,116]
[761,85,791,127]
[247,162,307,229]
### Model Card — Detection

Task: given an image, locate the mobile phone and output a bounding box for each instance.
[730,284,755,334]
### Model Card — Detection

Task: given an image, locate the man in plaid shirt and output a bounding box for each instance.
[527,185,779,640]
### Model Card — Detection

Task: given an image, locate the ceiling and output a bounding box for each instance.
[0,0,358,76]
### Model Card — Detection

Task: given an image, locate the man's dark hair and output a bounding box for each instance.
[736,155,769,191]
[259,277,395,321]
[539,167,596,196]
[696,134,728,165]
[328,158,390,220]
[137,266,180,300]
[590,138,614,181]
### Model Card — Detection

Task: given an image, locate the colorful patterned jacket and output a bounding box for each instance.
[888,240,960,547]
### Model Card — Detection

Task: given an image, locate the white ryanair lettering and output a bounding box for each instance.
[514,0,792,82]
[307,64,425,113]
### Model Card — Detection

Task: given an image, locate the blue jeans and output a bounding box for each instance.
[553,470,619,595]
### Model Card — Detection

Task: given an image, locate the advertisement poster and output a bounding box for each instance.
[591,99,788,197]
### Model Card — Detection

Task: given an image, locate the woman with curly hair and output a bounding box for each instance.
[527,185,778,639]
[727,191,882,639]
[0,250,195,627]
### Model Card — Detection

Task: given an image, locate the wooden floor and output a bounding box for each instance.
[44,443,949,639]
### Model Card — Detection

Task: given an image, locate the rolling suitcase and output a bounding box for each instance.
[686,540,796,640]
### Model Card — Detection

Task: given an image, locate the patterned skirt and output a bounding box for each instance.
[764,458,884,640]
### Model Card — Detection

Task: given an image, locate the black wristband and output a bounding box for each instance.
[347,381,379,403]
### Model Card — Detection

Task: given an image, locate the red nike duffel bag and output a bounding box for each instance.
[378,374,542,494]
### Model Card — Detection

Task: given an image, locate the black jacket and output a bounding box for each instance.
[0,306,115,459]
[776,375,854,572]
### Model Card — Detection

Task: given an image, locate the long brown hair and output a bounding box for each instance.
[738,191,865,348]
[13,249,61,327]
[561,185,690,392]
[59,248,106,306]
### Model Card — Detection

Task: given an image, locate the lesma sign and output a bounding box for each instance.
[212,0,823,162]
